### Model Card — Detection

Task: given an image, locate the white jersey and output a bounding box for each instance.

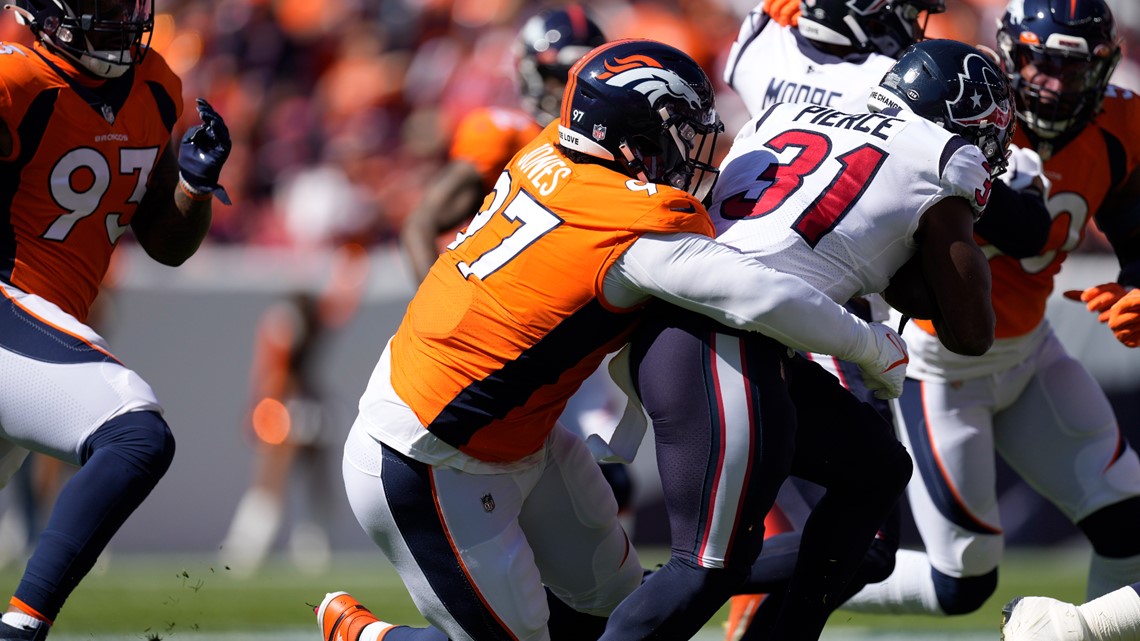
[710,102,992,304]
[723,6,896,117]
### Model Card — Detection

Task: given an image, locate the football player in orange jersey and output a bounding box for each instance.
[400,5,605,283]
[399,7,642,537]
[829,0,1140,626]
[0,0,230,638]
[317,39,910,641]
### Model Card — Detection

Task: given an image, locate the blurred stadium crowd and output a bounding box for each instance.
[1,0,1135,253]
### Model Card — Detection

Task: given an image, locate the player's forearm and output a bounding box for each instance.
[612,233,877,361]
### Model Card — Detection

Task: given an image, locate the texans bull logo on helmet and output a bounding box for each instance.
[946,52,1013,132]
[596,54,703,112]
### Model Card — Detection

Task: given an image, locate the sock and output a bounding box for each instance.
[839,549,943,615]
[384,625,449,641]
[1088,553,1140,601]
[359,621,397,641]
[0,612,45,630]
[1076,585,1140,641]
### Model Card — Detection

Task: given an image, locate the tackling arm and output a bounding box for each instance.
[608,233,909,399]
[400,160,486,283]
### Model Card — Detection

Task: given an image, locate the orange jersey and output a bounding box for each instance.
[916,87,1140,339]
[391,123,714,463]
[449,106,541,192]
[0,42,182,322]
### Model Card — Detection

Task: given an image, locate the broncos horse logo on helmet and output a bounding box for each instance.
[596,55,704,111]
[558,39,723,201]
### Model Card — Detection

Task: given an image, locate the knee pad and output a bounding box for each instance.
[931,567,997,615]
[1079,496,1140,558]
[82,410,176,480]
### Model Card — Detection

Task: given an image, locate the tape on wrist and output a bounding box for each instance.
[178,175,213,202]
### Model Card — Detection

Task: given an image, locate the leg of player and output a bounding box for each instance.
[1001,583,1140,641]
[996,340,1140,601]
[725,340,905,641]
[724,508,793,641]
[0,411,175,640]
[843,376,1002,616]
[337,422,639,641]
[757,355,910,641]
[600,312,799,641]
[0,291,175,641]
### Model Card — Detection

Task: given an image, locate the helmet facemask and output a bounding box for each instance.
[14,0,153,78]
[618,104,723,202]
[864,0,945,57]
[1004,39,1119,139]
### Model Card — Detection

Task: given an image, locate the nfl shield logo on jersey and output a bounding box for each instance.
[593,124,607,142]
[481,493,495,513]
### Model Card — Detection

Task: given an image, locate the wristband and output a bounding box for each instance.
[179,175,214,202]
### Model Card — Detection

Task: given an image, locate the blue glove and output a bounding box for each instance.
[178,98,232,205]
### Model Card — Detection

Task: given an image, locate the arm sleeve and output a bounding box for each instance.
[605,232,875,361]
[973,180,1051,258]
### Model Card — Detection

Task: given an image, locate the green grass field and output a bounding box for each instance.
[11,546,1090,640]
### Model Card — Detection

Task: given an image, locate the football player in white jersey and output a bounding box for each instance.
[719,2,1058,638]
[719,1,948,635]
[595,39,1010,641]
[724,0,945,115]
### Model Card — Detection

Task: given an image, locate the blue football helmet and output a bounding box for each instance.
[996,0,1120,144]
[557,39,723,201]
[9,0,153,78]
[514,5,606,126]
[797,0,946,58]
[868,39,1016,177]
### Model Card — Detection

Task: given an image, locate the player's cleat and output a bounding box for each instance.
[317,591,397,641]
[724,594,766,641]
[0,620,48,641]
[1001,596,1092,641]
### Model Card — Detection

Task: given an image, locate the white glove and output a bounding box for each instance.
[999,145,1051,197]
[853,322,910,400]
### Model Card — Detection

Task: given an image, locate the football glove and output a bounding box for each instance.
[764,0,800,26]
[857,322,910,400]
[178,98,232,205]
[1062,282,1127,319]
[1106,289,1140,348]
[998,145,1051,196]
